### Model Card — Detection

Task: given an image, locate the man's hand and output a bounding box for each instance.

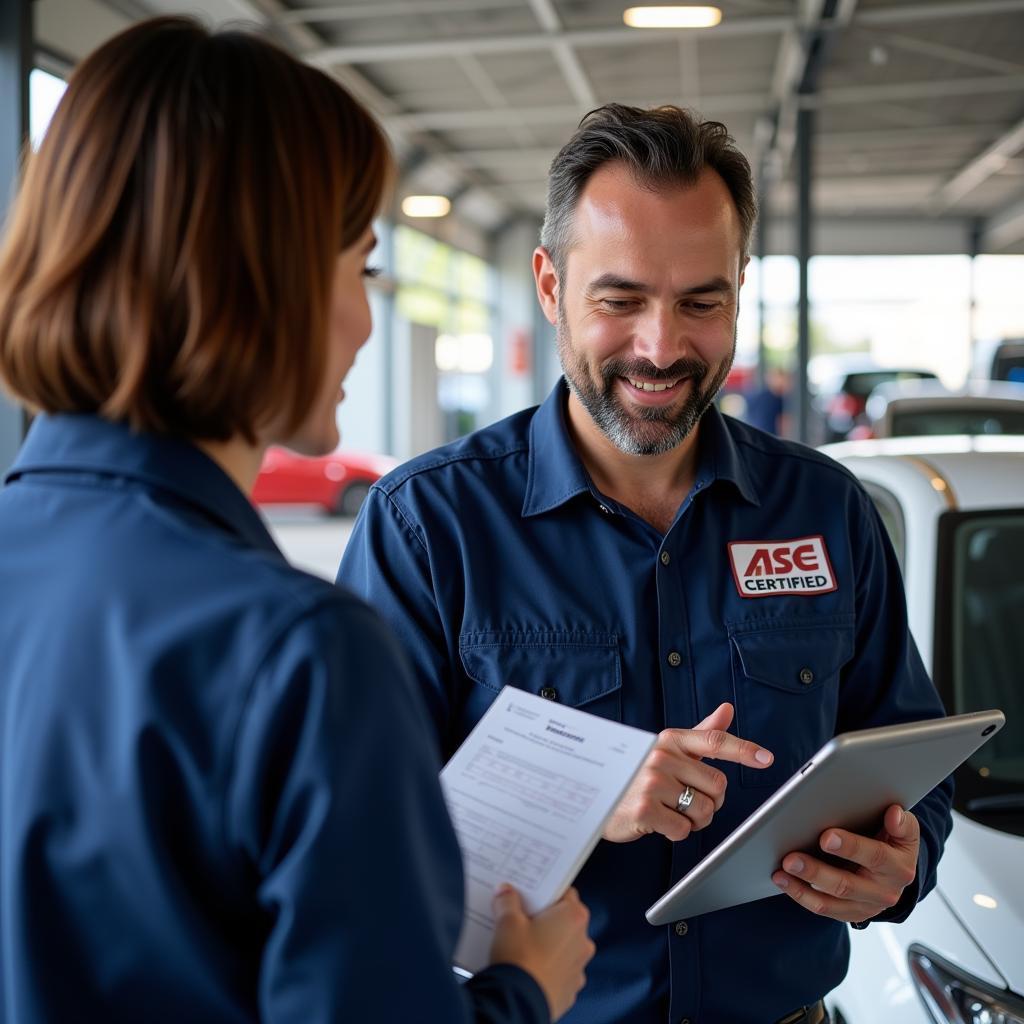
[772,804,920,924]
[601,702,774,843]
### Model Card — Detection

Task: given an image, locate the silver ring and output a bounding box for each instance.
[676,786,695,814]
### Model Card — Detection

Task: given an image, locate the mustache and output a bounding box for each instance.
[601,358,708,384]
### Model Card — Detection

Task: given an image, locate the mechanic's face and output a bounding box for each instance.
[534,163,745,456]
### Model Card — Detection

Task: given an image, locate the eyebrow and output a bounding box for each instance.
[586,273,734,298]
[364,234,379,253]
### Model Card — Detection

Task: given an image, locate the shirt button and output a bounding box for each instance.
[539,687,559,701]
[674,920,688,936]
[660,551,671,566]
[667,651,682,668]
[799,667,814,685]
[680,1018,692,1024]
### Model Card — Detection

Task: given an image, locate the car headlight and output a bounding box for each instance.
[909,944,1024,1024]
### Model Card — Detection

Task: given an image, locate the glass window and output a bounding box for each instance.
[30,68,67,148]
[393,226,496,439]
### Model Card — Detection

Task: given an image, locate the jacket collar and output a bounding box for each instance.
[6,414,282,555]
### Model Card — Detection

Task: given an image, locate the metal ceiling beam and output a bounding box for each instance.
[309,15,792,67]
[866,30,1024,77]
[855,0,1024,26]
[276,0,516,22]
[384,92,771,132]
[384,70,1024,135]
[982,193,1024,249]
[802,74,1024,107]
[525,0,597,108]
[933,115,1024,211]
[456,147,556,166]
[819,122,1013,146]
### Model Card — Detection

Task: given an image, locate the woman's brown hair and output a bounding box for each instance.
[0,16,390,442]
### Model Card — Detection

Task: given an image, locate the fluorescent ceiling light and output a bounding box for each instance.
[623,6,722,28]
[401,195,451,218]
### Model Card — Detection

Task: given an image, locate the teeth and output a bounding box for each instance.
[627,377,678,393]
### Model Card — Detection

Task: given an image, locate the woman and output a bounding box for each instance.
[0,17,592,1023]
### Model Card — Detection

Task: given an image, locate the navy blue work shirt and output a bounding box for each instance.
[339,380,954,1024]
[0,414,548,1024]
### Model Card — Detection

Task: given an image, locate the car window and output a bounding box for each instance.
[940,510,1024,836]
[844,370,935,399]
[992,341,1024,383]
[863,483,906,573]
[890,409,1024,437]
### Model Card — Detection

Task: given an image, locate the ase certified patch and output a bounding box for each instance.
[728,536,837,599]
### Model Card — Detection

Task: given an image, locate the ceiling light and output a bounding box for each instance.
[401,195,451,218]
[623,6,722,28]
[972,894,998,910]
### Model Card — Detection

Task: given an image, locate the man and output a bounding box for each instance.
[338,105,953,1023]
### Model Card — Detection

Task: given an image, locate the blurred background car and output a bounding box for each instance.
[973,338,1024,386]
[864,380,1024,439]
[809,354,938,443]
[252,446,397,517]
[820,436,1024,1024]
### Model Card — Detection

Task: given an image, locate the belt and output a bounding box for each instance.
[774,1000,828,1024]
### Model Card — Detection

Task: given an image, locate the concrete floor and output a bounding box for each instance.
[262,507,355,581]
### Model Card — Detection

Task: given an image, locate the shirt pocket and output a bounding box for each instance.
[459,629,622,725]
[729,619,854,789]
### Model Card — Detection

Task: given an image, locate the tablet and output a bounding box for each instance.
[645,709,1005,925]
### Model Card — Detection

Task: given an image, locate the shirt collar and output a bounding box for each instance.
[697,403,761,507]
[522,380,594,517]
[6,413,283,556]
[522,378,760,517]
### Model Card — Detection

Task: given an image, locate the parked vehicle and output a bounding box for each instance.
[865,380,1024,439]
[251,446,396,516]
[973,337,1024,385]
[809,355,937,442]
[820,436,1024,1024]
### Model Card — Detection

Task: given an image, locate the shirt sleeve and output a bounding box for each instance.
[838,489,954,923]
[338,485,462,755]
[223,597,548,1024]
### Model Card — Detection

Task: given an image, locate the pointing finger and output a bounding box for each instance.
[668,726,774,769]
[695,702,734,734]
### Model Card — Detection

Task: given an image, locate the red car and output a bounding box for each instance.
[252,446,397,516]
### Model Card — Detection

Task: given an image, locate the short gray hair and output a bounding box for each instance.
[540,103,757,279]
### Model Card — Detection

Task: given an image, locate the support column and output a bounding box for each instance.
[968,218,983,378]
[795,106,814,445]
[755,165,769,390]
[0,0,32,475]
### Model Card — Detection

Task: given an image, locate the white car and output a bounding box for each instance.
[864,380,1024,439]
[821,436,1024,1024]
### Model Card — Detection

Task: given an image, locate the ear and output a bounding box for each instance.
[533,246,560,326]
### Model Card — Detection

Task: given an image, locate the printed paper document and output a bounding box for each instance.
[441,685,655,973]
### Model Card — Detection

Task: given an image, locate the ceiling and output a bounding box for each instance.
[32,0,1024,254]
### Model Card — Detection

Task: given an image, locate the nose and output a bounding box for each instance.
[633,304,689,370]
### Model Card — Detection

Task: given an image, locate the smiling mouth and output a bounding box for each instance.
[623,376,684,393]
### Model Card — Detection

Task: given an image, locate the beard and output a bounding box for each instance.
[556,304,735,456]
